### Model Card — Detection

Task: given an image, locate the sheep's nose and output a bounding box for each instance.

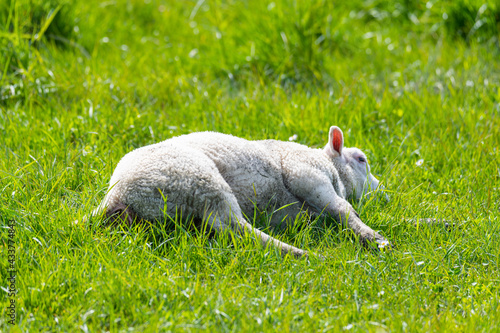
[370,175,380,191]
[370,175,389,202]
[378,184,390,202]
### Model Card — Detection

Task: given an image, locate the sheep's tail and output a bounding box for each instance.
[74,193,138,226]
[104,203,138,226]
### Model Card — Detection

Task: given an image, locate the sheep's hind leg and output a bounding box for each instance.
[205,192,308,258]
[404,217,455,229]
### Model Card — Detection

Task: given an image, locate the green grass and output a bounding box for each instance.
[1,0,500,331]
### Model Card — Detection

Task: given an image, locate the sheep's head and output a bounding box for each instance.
[324,126,386,201]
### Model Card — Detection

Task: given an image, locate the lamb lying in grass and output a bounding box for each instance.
[88,126,389,257]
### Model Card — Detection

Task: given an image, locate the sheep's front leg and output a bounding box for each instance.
[297,182,390,248]
[329,198,389,248]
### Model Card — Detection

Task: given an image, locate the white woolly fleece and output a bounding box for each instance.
[94,130,388,257]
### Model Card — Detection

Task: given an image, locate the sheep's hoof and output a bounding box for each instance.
[362,235,392,252]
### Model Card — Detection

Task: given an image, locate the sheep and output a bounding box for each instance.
[86,126,390,258]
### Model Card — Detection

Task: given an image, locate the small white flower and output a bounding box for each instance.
[188,48,198,58]
[378,241,389,248]
[343,323,354,330]
[288,134,298,141]
[416,159,424,166]
[466,80,474,87]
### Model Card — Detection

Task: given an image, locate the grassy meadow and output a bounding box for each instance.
[1,0,500,331]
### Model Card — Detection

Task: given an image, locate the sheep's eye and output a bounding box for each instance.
[358,157,366,163]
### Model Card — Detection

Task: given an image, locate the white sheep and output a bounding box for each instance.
[88,126,389,257]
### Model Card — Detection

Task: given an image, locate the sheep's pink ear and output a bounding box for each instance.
[328,126,343,157]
